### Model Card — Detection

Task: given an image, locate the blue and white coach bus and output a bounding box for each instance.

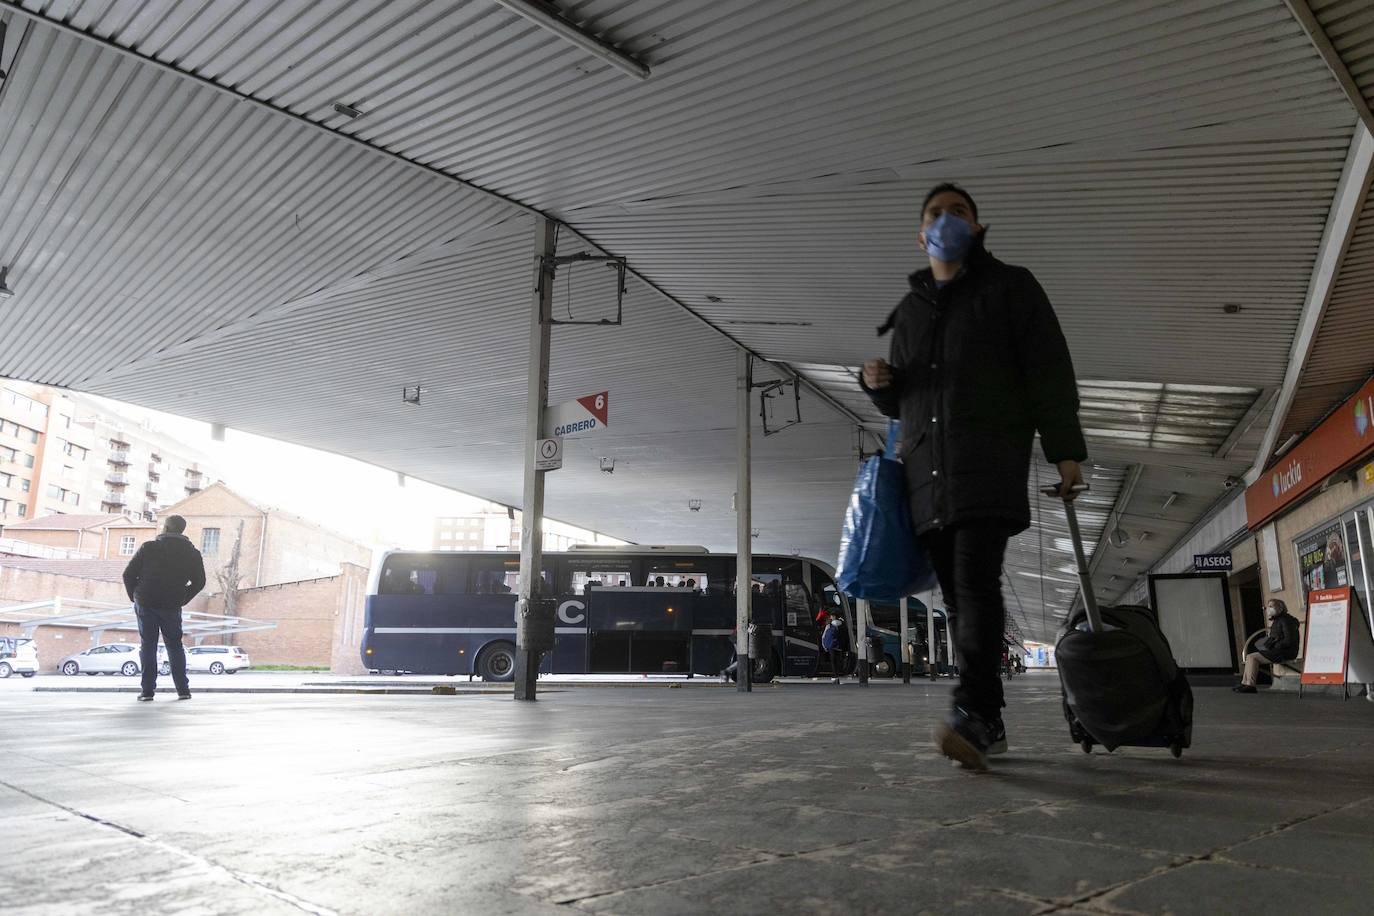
[362,546,850,681]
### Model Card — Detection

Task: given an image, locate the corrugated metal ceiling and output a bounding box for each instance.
[0,1,1367,642]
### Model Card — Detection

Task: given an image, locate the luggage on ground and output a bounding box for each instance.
[1049,486,1193,757]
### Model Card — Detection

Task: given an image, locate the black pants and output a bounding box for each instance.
[135,604,189,696]
[920,521,1012,722]
[828,648,845,677]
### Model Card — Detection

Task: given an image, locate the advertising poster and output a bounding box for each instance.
[1301,588,1352,685]
[1296,524,1348,598]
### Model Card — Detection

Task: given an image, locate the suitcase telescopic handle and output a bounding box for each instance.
[1039,484,1104,633]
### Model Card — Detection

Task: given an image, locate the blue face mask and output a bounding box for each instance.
[923,212,974,262]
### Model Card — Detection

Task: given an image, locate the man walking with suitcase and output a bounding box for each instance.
[862,183,1087,770]
[122,514,207,701]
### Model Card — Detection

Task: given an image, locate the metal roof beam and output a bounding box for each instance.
[489,1,650,81]
[1283,0,1374,135]
[1086,442,1251,478]
[1214,387,1276,460]
[1248,122,1374,481]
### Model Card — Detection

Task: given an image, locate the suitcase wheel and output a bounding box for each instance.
[1169,743,1183,759]
[1080,739,1093,754]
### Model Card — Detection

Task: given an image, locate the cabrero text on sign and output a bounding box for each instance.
[542,391,610,438]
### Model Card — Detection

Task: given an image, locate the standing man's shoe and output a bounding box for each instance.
[1234,685,1258,694]
[986,718,1008,755]
[137,694,154,702]
[176,693,192,700]
[934,706,994,771]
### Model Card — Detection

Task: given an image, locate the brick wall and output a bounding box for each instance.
[7,529,82,550]
[330,563,370,675]
[259,514,374,587]
[99,528,157,559]
[218,562,370,668]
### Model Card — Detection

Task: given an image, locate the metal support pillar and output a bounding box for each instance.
[514,217,557,701]
[926,592,937,680]
[735,350,753,692]
[899,596,911,684]
[856,598,870,685]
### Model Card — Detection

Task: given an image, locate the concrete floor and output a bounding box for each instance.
[1,672,1371,915]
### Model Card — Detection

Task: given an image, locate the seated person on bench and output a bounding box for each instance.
[1235,598,1300,693]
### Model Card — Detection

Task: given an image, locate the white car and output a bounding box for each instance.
[59,643,148,677]
[185,645,251,674]
[0,637,38,678]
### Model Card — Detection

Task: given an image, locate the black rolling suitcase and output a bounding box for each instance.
[1049,487,1193,758]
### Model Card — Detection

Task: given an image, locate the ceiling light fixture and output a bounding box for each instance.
[332,102,364,119]
[599,457,615,474]
[491,0,651,80]
[1161,492,1179,513]
[0,266,13,299]
[687,499,702,512]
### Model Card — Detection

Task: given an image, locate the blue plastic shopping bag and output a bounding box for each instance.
[835,421,934,601]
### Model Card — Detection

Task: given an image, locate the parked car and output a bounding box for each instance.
[0,637,38,678]
[185,645,251,674]
[59,643,169,677]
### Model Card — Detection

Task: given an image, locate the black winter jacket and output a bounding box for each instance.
[123,533,207,610]
[1257,612,1300,662]
[863,234,1086,535]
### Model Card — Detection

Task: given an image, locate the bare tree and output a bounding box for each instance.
[216,519,246,617]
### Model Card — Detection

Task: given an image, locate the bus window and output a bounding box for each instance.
[379,555,466,595]
[645,562,708,592]
[469,557,521,595]
[572,568,634,594]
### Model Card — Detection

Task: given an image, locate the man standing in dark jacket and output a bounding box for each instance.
[862,184,1086,770]
[122,515,207,701]
[1235,599,1301,693]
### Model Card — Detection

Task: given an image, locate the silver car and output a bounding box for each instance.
[59,643,170,677]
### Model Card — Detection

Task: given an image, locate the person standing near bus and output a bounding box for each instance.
[821,616,848,684]
[122,514,207,701]
[862,183,1086,771]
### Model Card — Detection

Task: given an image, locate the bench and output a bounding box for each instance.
[1242,628,1303,692]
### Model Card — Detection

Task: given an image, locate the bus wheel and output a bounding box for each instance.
[749,653,775,684]
[873,654,897,679]
[478,642,517,682]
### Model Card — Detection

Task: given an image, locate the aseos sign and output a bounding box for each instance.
[1245,376,1374,529]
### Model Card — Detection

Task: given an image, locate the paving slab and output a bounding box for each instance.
[0,673,1370,914]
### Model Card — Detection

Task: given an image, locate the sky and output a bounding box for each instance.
[85,394,613,551]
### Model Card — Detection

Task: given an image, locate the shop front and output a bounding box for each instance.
[1246,376,1374,688]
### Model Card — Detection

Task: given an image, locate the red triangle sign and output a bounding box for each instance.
[577,391,609,427]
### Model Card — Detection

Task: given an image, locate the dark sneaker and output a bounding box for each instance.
[1234,685,1257,694]
[176,693,192,701]
[137,694,154,702]
[987,718,1008,756]
[933,706,994,771]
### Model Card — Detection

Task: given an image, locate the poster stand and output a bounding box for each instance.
[1299,587,1365,701]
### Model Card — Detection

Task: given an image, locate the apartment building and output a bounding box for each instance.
[0,380,219,527]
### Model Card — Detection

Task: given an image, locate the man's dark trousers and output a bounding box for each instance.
[135,603,189,696]
[920,521,1013,722]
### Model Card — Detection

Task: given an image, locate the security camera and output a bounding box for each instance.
[1223,476,1243,490]
[599,457,615,474]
